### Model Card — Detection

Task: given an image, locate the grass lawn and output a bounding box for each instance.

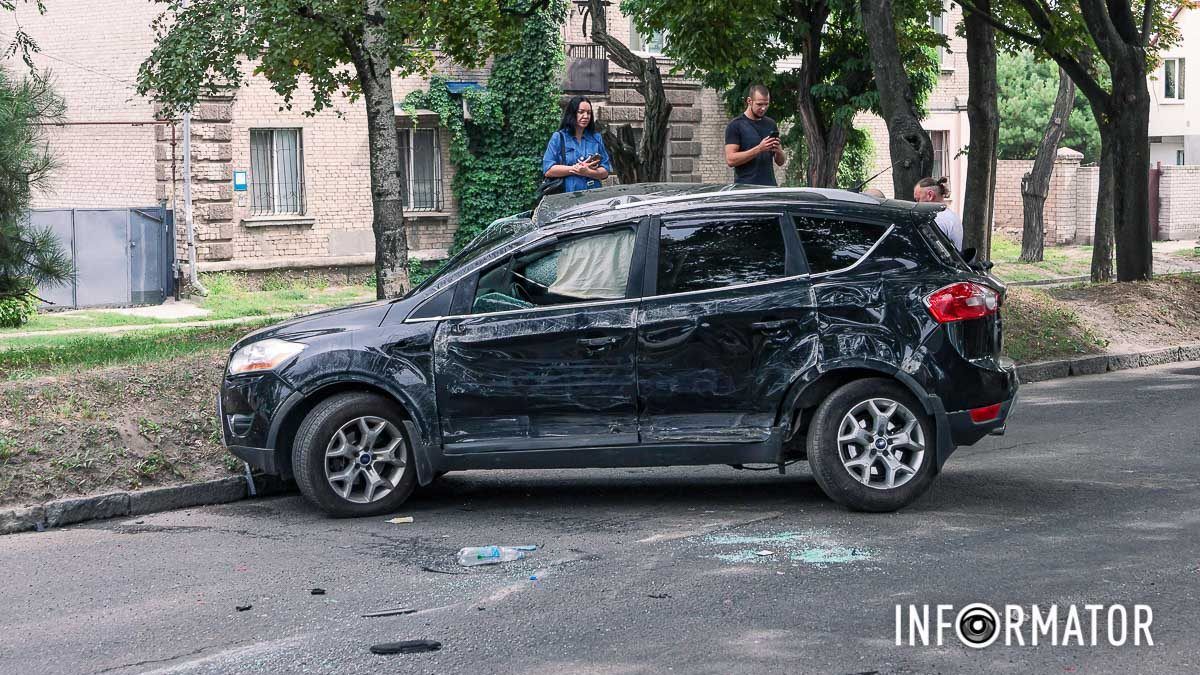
[1001,287,1108,362]
[3,272,373,334]
[0,322,270,381]
[990,234,1093,283]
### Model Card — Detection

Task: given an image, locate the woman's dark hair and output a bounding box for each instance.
[559,95,597,134]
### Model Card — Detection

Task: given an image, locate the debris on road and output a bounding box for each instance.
[386,516,414,524]
[456,545,537,567]
[755,550,775,556]
[369,639,442,655]
[648,593,671,599]
[310,588,326,595]
[362,607,418,618]
[421,565,468,576]
[235,605,252,612]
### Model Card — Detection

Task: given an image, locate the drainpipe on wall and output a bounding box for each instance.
[182,110,208,296]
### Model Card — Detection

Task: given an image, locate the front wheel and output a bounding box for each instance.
[292,392,417,517]
[806,378,936,512]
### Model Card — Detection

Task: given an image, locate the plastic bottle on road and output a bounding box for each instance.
[456,545,536,567]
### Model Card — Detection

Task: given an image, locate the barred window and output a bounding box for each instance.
[398,128,443,211]
[249,129,305,215]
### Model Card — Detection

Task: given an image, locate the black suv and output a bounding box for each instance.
[220,185,1017,516]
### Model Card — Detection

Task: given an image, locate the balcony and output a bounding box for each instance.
[563,43,608,95]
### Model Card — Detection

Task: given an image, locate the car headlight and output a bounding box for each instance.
[228,338,306,375]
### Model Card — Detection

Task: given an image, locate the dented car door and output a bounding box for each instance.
[636,212,819,444]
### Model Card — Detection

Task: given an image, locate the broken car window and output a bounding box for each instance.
[792,217,889,274]
[471,226,637,314]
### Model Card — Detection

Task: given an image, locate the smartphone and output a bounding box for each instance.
[768,130,780,139]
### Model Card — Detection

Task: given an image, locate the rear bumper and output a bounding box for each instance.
[947,393,1017,447]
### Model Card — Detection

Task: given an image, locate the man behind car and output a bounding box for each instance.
[724,84,786,186]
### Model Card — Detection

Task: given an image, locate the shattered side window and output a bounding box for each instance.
[404,212,534,298]
[793,217,888,274]
[656,216,786,295]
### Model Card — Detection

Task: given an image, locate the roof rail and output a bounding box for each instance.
[548,186,883,223]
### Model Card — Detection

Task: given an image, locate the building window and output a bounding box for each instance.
[1164,58,1186,100]
[398,127,443,212]
[631,21,666,55]
[930,130,950,183]
[930,3,947,68]
[1178,149,1186,166]
[249,129,305,216]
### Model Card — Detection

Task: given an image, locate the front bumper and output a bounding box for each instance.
[219,372,296,474]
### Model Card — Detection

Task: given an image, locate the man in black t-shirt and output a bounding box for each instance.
[724,84,785,186]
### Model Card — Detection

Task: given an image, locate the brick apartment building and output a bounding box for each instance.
[5,0,1001,280]
[4,1,744,277]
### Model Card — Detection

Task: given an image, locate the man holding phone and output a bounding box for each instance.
[724,84,786,186]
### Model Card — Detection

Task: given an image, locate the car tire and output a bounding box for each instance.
[806,378,936,512]
[292,392,417,518]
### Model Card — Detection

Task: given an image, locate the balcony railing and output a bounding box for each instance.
[564,43,608,94]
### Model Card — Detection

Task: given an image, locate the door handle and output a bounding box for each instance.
[750,319,795,333]
[578,336,620,348]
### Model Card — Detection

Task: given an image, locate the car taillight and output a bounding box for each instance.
[924,282,1001,323]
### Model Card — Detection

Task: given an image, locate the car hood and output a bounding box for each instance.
[232,298,400,350]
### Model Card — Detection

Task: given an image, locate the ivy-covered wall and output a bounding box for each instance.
[407,0,567,253]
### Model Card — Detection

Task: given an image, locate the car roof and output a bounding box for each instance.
[533,183,941,230]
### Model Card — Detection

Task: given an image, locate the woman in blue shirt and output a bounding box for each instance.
[541,95,612,192]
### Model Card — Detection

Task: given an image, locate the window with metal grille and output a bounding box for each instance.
[249,129,305,215]
[930,130,950,183]
[397,128,443,211]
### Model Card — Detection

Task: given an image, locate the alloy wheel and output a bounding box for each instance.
[323,416,407,504]
[836,398,926,490]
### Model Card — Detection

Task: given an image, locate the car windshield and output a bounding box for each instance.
[403,211,535,298]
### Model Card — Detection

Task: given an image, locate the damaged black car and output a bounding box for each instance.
[219,185,1018,516]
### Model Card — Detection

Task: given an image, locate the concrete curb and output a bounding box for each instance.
[0,475,295,536]
[1016,343,1200,384]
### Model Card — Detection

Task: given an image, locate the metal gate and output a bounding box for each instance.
[31,206,175,309]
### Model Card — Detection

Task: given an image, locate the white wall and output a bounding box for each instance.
[1148,7,1198,141]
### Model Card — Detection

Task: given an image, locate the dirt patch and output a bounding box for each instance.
[1049,275,1200,354]
[0,350,238,508]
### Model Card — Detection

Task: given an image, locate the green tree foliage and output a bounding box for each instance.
[0,66,70,314]
[406,0,565,253]
[1,0,45,69]
[998,50,1100,163]
[622,0,941,187]
[784,126,875,189]
[136,0,549,298]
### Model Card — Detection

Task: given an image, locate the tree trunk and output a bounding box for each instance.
[1090,124,1115,282]
[963,0,999,260]
[797,95,849,187]
[859,0,932,198]
[589,0,671,183]
[347,3,409,299]
[1019,67,1074,263]
[1108,58,1153,281]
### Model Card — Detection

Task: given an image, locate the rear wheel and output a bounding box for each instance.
[292,392,416,517]
[806,378,936,512]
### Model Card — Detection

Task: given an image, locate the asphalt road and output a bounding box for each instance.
[2,362,1199,675]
